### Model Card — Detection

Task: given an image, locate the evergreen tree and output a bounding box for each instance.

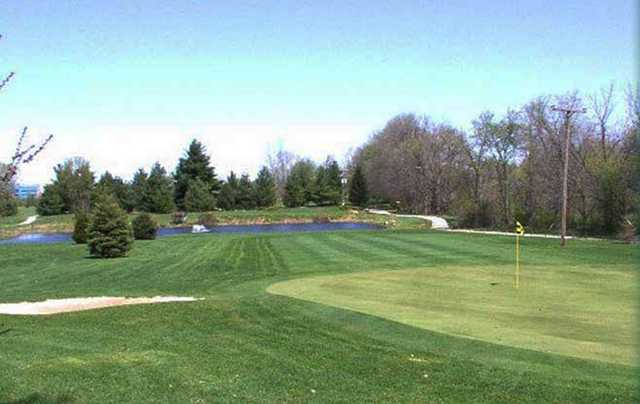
[95,171,134,212]
[141,162,175,213]
[37,184,65,216]
[184,178,217,212]
[284,159,316,207]
[313,164,327,204]
[314,157,343,205]
[72,211,90,244]
[53,157,95,213]
[0,188,17,217]
[130,168,148,211]
[95,171,116,195]
[349,164,369,207]
[218,171,239,210]
[174,139,219,208]
[0,165,17,217]
[236,174,257,210]
[132,213,158,240]
[254,166,277,208]
[325,159,343,205]
[88,193,133,258]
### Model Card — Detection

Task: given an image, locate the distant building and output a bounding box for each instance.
[15,184,41,199]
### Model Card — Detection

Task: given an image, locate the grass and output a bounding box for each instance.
[269,265,635,365]
[0,229,637,402]
[0,207,36,228]
[0,206,429,239]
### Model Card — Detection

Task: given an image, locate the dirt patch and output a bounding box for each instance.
[0,296,203,316]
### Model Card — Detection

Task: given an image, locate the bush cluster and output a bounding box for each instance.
[132,213,158,240]
[172,211,187,225]
[198,212,218,227]
[72,211,90,244]
[312,215,331,224]
[0,190,18,217]
[88,193,133,258]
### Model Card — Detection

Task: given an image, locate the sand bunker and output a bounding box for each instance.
[0,296,203,315]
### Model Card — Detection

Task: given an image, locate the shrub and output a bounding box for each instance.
[0,189,18,217]
[24,194,38,208]
[88,193,133,258]
[132,213,158,240]
[72,211,90,244]
[619,220,636,244]
[172,211,187,225]
[312,215,331,224]
[198,212,218,227]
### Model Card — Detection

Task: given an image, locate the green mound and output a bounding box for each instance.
[268,265,636,365]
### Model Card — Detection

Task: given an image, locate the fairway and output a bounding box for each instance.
[268,265,636,365]
[0,229,637,402]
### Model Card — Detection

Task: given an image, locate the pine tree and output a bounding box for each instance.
[349,164,368,207]
[132,213,158,240]
[184,178,217,212]
[254,166,277,208]
[218,172,239,210]
[174,139,219,209]
[37,184,65,216]
[284,160,316,207]
[130,168,148,211]
[53,158,95,213]
[314,164,327,205]
[95,171,116,195]
[236,174,257,210]
[0,166,17,217]
[314,158,342,205]
[325,159,343,205]
[95,171,134,212]
[141,162,175,213]
[0,188,17,217]
[88,193,133,258]
[72,211,90,244]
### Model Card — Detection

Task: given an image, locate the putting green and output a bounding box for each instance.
[268,265,637,366]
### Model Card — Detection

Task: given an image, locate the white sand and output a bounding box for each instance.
[0,296,203,315]
[19,215,38,226]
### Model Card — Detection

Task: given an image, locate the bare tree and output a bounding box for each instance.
[589,83,615,161]
[266,146,298,202]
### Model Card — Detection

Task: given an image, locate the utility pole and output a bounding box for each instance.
[551,105,586,247]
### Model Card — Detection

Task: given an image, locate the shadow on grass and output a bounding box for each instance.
[5,393,75,404]
[0,328,14,336]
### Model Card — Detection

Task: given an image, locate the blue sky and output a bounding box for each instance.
[0,0,636,184]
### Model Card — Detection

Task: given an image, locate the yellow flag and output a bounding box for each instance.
[515,221,525,236]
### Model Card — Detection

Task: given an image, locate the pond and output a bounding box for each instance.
[0,222,381,245]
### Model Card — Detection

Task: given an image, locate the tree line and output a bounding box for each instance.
[351,85,639,236]
[32,139,355,217]
[3,79,637,238]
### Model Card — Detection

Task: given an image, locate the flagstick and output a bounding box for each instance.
[515,234,520,289]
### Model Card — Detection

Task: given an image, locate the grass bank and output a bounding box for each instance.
[0,206,429,239]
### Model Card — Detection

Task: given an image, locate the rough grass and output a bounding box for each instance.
[0,206,36,228]
[0,230,637,403]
